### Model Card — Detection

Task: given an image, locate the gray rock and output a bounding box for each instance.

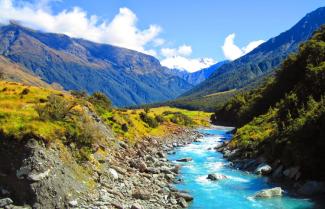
[146,167,160,174]
[157,151,166,158]
[178,197,188,208]
[175,192,193,201]
[0,198,13,207]
[27,169,51,181]
[255,164,272,175]
[207,173,227,181]
[131,203,143,209]
[132,190,150,200]
[176,158,192,162]
[298,181,325,196]
[108,168,119,180]
[272,165,284,179]
[253,187,283,198]
[283,166,300,180]
[68,200,78,207]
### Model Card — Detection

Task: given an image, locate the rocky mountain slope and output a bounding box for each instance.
[0,23,193,107]
[182,7,325,98]
[0,55,58,89]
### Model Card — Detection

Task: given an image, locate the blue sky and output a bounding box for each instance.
[1,0,324,71]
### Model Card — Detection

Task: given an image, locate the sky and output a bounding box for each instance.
[0,0,324,72]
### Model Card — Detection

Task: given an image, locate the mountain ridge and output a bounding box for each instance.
[0,23,193,106]
[181,7,325,98]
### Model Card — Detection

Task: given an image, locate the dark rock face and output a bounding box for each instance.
[0,138,90,209]
[0,24,193,107]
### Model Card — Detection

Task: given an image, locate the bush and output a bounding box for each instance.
[155,115,165,123]
[71,90,87,98]
[35,94,73,121]
[20,88,30,95]
[121,123,128,132]
[88,92,112,112]
[139,112,158,128]
[170,112,193,126]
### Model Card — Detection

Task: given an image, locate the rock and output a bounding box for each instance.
[207,173,227,181]
[283,166,300,180]
[171,165,181,174]
[176,158,192,162]
[111,203,124,209]
[16,166,30,179]
[146,167,160,174]
[68,200,78,207]
[132,190,150,200]
[178,197,188,208]
[108,168,119,180]
[27,169,51,181]
[253,187,283,198]
[272,165,284,179]
[298,181,325,196]
[118,141,128,149]
[0,198,13,207]
[131,203,143,209]
[157,151,166,158]
[175,192,193,201]
[255,164,272,175]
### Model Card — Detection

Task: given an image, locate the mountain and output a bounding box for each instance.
[0,23,193,106]
[213,26,325,181]
[0,55,58,88]
[170,61,228,85]
[182,7,325,98]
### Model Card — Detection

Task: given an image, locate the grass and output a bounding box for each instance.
[98,106,212,143]
[0,81,68,140]
[0,81,212,144]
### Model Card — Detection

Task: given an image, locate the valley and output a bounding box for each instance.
[0,2,324,209]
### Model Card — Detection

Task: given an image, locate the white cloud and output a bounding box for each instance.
[0,0,161,54]
[161,44,192,57]
[222,33,264,60]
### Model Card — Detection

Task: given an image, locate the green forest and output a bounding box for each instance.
[211,26,325,180]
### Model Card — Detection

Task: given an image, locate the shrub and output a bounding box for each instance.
[20,88,30,95]
[121,123,128,132]
[71,90,87,98]
[139,112,158,128]
[88,92,112,113]
[144,106,150,113]
[155,115,165,123]
[35,94,73,121]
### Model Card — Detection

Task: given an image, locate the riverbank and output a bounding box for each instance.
[0,127,202,209]
[215,140,325,208]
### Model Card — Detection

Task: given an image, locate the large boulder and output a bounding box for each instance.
[253,187,283,198]
[0,198,13,207]
[255,164,272,175]
[283,166,300,180]
[298,181,325,196]
[207,173,227,181]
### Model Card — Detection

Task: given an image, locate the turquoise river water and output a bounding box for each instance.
[168,127,315,209]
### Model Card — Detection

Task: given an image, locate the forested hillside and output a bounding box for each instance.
[212,26,325,180]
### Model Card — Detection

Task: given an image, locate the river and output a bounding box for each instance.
[168,127,314,209]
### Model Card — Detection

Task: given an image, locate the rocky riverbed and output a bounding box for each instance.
[0,128,202,209]
[215,141,325,202]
